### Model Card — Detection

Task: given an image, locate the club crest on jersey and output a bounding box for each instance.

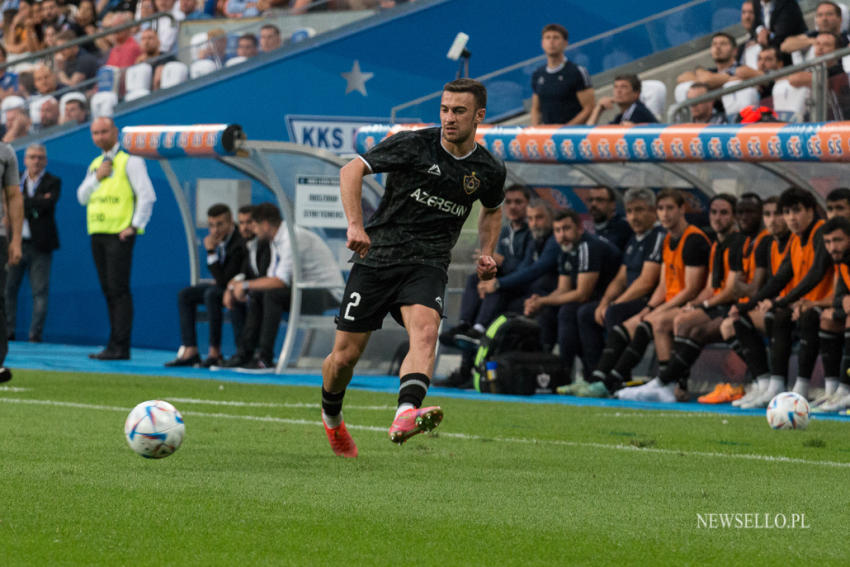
[463,172,480,195]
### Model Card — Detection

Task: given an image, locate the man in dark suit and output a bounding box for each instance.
[586,74,659,126]
[165,203,246,367]
[6,143,59,343]
[757,0,807,61]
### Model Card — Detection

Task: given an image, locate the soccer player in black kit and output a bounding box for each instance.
[320,79,506,457]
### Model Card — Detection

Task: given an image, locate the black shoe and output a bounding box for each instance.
[164,353,201,367]
[0,367,11,383]
[7,333,14,341]
[439,322,470,348]
[29,336,41,343]
[200,355,223,368]
[89,348,130,360]
[453,327,484,351]
[433,367,473,389]
[220,352,251,368]
[238,354,275,373]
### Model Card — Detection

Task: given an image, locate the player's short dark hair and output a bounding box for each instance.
[737,192,762,212]
[614,74,641,93]
[65,99,86,113]
[589,186,617,202]
[260,23,280,36]
[554,208,581,226]
[527,198,553,219]
[760,45,781,61]
[823,216,850,237]
[238,33,258,47]
[542,23,568,41]
[443,78,487,109]
[818,1,842,18]
[504,184,532,202]
[252,202,282,224]
[712,31,737,48]
[763,195,780,209]
[656,188,685,207]
[779,187,817,212]
[207,203,232,219]
[817,31,841,50]
[826,187,850,204]
[688,82,711,94]
[710,193,737,210]
[238,204,254,216]
[624,187,655,208]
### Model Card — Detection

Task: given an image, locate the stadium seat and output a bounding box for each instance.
[841,2,849,33]
[97,65,120,93]
[741,42,761,70]
[28,95,47,127]
[1,95,25,125]
[720,80,760,119]
[289,27,316,44]
[639,79,667,121]
[90,91,118,118]
[59,91,86,120]
[124,89,150,102]
[125,63,153,93]
[190,59,217,79]
[772,79,810,121]
[225,56,247,67]
[160,61,189,89]
[674,80,694,103]
[190,31,208,61]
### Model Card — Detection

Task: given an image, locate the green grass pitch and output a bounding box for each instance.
[1,369,847,566]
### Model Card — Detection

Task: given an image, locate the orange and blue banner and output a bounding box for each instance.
[355,122,850,162]
[120,124,244,159]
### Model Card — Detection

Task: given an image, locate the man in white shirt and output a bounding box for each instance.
[77,117,156,360]
[223,202,343,371]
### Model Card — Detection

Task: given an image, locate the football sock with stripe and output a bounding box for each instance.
[397,372,430,416]
[321,387,346,428]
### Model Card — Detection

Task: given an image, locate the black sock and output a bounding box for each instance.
[818,330,842,380]
[769,307,793,379]
[660,336,701,385]
[841,330,850,385]
[612,321,653,379]
[796,308,821,380]
[734,317,769,378]
[398,372,430,408]
[725,334,745,361]
[321,387,345,417]
[593,324,630,381]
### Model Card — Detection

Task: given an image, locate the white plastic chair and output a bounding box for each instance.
[639,79,667,121]
[225,56,247,67]
[772,79,810,121]
[124,89,150,102]
[720,79,761,119]
[190,59,217,79]
[1,95,25,125]
[160,61,189,89]
[125,63,152,93]
[840,2,849,32]
[190,31,208,61]
[29,95,47,127]
[90,91,118,118]
[59,91,87,120]
[289,27,316,44]
[674,80,694,103]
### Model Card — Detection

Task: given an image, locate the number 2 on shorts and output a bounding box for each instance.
[343,292,361,321]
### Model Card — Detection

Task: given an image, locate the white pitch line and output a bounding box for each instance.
[0,386,30,392]
[2,396,849,469]
[166,396,394,411]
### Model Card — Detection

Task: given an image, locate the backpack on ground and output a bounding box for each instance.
[472,313,545,392]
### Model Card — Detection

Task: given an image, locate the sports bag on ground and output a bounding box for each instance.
[478,351,570,395]
[472,313,543,391]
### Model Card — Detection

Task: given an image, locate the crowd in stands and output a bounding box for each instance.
[0,0,413,142]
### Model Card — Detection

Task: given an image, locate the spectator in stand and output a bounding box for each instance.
[61,98,88,124]
[236,33,258,59]
[199,28,229,66]
[54,30,100,87]
[178,0,210,19]
[224,0,260,18]
[135,29,173,90]
[7,1,42,55]
[530,23,594,126]
[586,186,633,252]
[677,32,738,90]
[787,32,846,89]
[42,23,59,50]
[756,0,807,60]
[586,74,658,126]
[259,24,282,53]
[106,12,141,68]
[67,0,99,53]
[735,45,782,105]
[2,107,30,142]
[684,82,728,124]
[93,12,117,55]
[39,0,65,32]
[781,1,847,59]
[1,1,18,42]
[736,0,762,66]
[153,0,180,52]
[33,96,59,132]
[0,45,20,98]
[32,64,64,98]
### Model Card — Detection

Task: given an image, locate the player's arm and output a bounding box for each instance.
[694,68,733,89]
[780,33,812,53]
[644,263,667,310]
[775,234,832,308]
[542,271,599,305]
[831,274,848,321]
[706,269,742,307]
[567,88,595,125]
[530,94,541,126]
[597,265,627,310]
[615,261,662,304]
[339,158,370,258]
[742,254,793,310]
[477,204,502,279]
[659,264,707,310]
[3,183,22,265]
[524,274,571,315]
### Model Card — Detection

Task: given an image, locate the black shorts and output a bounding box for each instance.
[704,304,731,320]
[335,263,448,333]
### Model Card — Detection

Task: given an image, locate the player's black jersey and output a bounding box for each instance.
[357,127,506,272]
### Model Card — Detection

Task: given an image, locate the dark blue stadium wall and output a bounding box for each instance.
[20,0,738,348]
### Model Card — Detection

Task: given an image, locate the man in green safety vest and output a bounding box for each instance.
[77,117,156,360]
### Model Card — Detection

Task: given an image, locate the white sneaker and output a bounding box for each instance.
[732,383,761,407]
[618,377,677,403]
[740,384,784,409]
[791,378,810,399]
[815,392,850,413]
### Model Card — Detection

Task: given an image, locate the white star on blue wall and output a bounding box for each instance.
[341,60,374,96]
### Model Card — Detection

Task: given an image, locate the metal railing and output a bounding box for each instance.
[1,11,176,73]
[666,44,850,123]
